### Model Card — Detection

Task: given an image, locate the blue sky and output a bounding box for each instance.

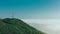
[0,0,60,19]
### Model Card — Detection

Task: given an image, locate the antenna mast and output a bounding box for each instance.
[11,12,14,18]
[9,8,15,18]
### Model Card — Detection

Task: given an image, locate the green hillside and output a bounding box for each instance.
[0,18,45,34]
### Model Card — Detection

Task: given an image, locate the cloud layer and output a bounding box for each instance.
[22,19,60,34]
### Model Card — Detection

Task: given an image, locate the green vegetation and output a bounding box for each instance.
[0,18,45,34]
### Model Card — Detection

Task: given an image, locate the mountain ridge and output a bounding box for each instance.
[0,18,45,34]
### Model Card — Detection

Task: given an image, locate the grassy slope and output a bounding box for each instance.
[0,18,45,34]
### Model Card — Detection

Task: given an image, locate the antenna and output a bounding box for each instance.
[8,8,15,18]
[11,12,14,18]
[9,11,14,18]
[9,8,15,18]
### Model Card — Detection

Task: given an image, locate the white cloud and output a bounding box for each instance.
[22,19,60,34]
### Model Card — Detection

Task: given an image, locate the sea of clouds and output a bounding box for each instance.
[22,19,60,34]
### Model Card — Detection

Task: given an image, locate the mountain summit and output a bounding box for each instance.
[0,18,45,34]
